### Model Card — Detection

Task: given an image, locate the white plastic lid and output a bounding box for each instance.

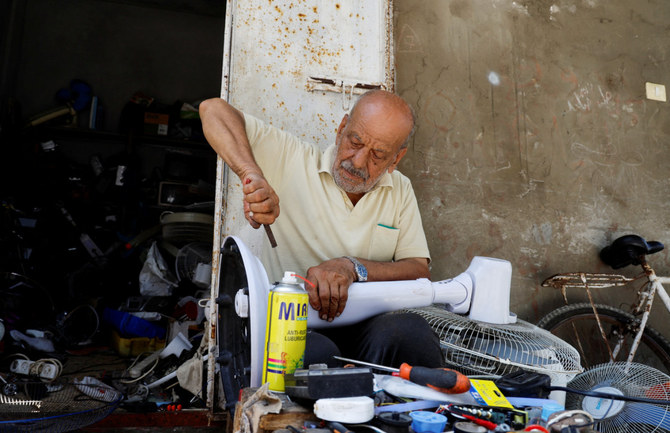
[282,271,298,284]
[313,396,375,423]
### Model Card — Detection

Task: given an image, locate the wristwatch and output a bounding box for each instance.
[344,256,367,282]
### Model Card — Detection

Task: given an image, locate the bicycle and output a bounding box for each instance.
[537,234,670,375]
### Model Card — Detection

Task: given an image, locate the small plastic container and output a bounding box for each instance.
[103,308,166,339]
[110,329,165,357]
[409,411,447,433]
[541,400,565,422]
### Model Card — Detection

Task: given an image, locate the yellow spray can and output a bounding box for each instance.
[262,271,309,392]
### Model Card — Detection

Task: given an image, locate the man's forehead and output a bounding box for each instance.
[350,99,410,135]
[346,119,402,152]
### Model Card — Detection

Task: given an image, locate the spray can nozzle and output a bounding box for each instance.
[282,271,299,284]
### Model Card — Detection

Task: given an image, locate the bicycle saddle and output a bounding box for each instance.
[599,234,664,269]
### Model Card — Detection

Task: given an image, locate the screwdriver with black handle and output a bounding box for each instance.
[333,356,471,394]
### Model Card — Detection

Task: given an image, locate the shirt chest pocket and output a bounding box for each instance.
[368,224,399,262]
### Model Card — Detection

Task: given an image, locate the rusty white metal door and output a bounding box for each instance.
[207,0,395,411]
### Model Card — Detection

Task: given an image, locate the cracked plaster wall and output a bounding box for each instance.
[394,0,670,327]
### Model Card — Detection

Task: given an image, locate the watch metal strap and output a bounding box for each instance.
[344,255,367,282]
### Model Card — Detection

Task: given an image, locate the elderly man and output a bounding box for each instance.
[200,90,443,368]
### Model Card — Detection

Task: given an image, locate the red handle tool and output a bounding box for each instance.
[398,363,471,394]
[333,356,471,394]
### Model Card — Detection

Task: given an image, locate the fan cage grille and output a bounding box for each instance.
[565,362,670,433]
[0,379,121,432]
[161,212,214,247]
[405,305,583,383]
[175,242,212,283]
[162,223,213,246]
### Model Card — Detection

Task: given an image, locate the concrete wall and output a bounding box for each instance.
[394,0,670,326]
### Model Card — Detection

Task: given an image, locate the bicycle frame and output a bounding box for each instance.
[543,260,670,373]
[639,267,670,357]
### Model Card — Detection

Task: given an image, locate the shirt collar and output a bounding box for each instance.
[319,144,394,189]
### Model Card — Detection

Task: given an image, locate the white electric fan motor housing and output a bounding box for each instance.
[224,236,514,388]
[466,256,516,324]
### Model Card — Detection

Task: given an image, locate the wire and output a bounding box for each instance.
[549,385,670,406]
[119,360,158,384]
[120,352,160,384]
[545,410,593,429]
[59,304,100,345]
[28,358,63,382]
[524,425,549,433]
[440,404,498,431]
[2,352,30,362]
[7,354,63,382]
[291,273,315,289]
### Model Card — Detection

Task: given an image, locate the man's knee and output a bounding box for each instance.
[304,330,341,368]
[359,313,438,350]
[372,313,437,344]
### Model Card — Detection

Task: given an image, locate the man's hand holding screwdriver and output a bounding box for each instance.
[243,175,278,247]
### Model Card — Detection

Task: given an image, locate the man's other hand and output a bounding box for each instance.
[242,173,279,228]
[305,258,356,322]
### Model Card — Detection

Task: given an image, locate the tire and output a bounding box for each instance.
[537,303,670,374]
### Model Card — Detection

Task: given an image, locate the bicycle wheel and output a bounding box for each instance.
[537,303,670,374]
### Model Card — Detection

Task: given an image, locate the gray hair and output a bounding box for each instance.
[401,103,417,149]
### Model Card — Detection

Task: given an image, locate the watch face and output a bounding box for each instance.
[357,264,367,281]
[345,256,367,281]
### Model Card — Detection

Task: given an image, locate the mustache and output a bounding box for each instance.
[340,159,369,181]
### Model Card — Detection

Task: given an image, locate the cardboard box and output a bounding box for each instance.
[144,112,169,136]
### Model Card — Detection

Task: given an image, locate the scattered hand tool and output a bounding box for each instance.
[263,224,277,248]
[333,356,471,395]
[327,421,355,433]
[244,178,277,248]
[284,366,373,400]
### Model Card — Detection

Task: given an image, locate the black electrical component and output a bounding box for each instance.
[374,412,412,433]
[284,365,373,400]
[494,370,552,398]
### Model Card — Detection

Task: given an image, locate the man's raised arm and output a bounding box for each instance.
[199,98,279,227]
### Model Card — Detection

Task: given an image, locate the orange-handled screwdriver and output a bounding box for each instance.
[333,356,471,394]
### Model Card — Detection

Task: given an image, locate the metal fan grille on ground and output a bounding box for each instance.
[565,362,670,433]
[405,305,583,382]
[0,380,121,432]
